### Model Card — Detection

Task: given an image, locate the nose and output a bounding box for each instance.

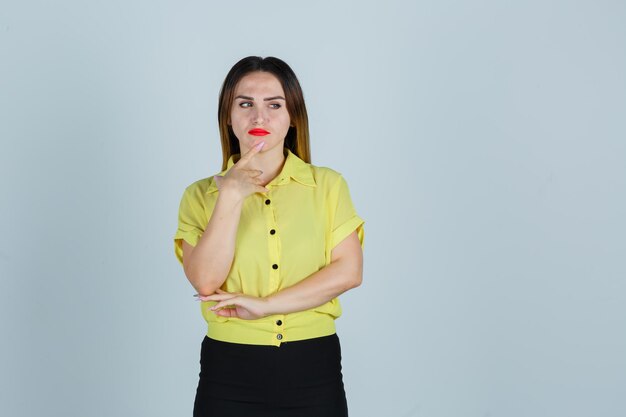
[251,106,268,125]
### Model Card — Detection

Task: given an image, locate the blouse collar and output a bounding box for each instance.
[205,148,316,194]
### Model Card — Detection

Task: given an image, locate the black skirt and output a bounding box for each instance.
[193,333,349,417]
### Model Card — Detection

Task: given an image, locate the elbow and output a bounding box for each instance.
[337,258,363,291]
[349,272,363,289]
[350,257,364,289]
[185,267,226,296]
[193,273,227,295]
[192,282,222,295]
[344,264,363,290]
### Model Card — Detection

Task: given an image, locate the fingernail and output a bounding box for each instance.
[255,141,265,149]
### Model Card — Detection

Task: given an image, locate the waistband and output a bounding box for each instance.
[205,310,337,347]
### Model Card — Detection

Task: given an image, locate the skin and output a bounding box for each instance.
[183,71,363,320]
[220,71,293,188]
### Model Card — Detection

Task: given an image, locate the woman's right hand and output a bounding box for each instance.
[213,139,268,202]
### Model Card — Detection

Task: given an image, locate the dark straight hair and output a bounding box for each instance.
[217,56,311,170]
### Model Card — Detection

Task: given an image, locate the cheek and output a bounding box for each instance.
[230,114,248,132]
[278,112,291,128]
[230,110,243,124]
[229,116,248,140]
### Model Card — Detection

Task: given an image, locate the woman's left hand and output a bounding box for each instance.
[195,289,272,320]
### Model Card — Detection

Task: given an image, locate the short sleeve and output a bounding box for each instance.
[330,175,365,250]
[173,185,207,266]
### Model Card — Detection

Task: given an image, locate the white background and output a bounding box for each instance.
[1,1,625,416]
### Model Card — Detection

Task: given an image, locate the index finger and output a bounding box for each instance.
[236,140,265,167]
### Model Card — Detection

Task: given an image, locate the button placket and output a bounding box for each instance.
[262,185,287,345]
[265,191,281,294]
[264,190,285,343]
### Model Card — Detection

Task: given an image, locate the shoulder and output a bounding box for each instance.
[183,176,212,194]
[309,164,345,189]
[309,164,358,199]
[179,174,220,202]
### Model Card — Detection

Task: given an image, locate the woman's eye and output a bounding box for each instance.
[269,103,281,109]
[239,102,252,108]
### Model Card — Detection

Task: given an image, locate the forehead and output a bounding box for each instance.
[234,72,284,96]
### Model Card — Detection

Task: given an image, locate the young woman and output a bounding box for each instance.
[174,56,365,417]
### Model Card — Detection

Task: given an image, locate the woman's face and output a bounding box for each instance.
[229,71,291,155]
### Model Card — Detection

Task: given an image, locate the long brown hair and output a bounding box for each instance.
[217,56,311,170]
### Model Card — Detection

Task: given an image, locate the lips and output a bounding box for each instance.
[248,128,270,136]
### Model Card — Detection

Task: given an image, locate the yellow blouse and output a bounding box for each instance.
[173,147,365,346]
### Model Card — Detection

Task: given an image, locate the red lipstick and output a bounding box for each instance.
[248,128,270,136]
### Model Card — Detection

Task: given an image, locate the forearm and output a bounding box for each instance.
[186,191,243,294]
[265,259,362,316]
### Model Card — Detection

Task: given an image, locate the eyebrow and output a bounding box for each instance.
[235,95,286,101]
